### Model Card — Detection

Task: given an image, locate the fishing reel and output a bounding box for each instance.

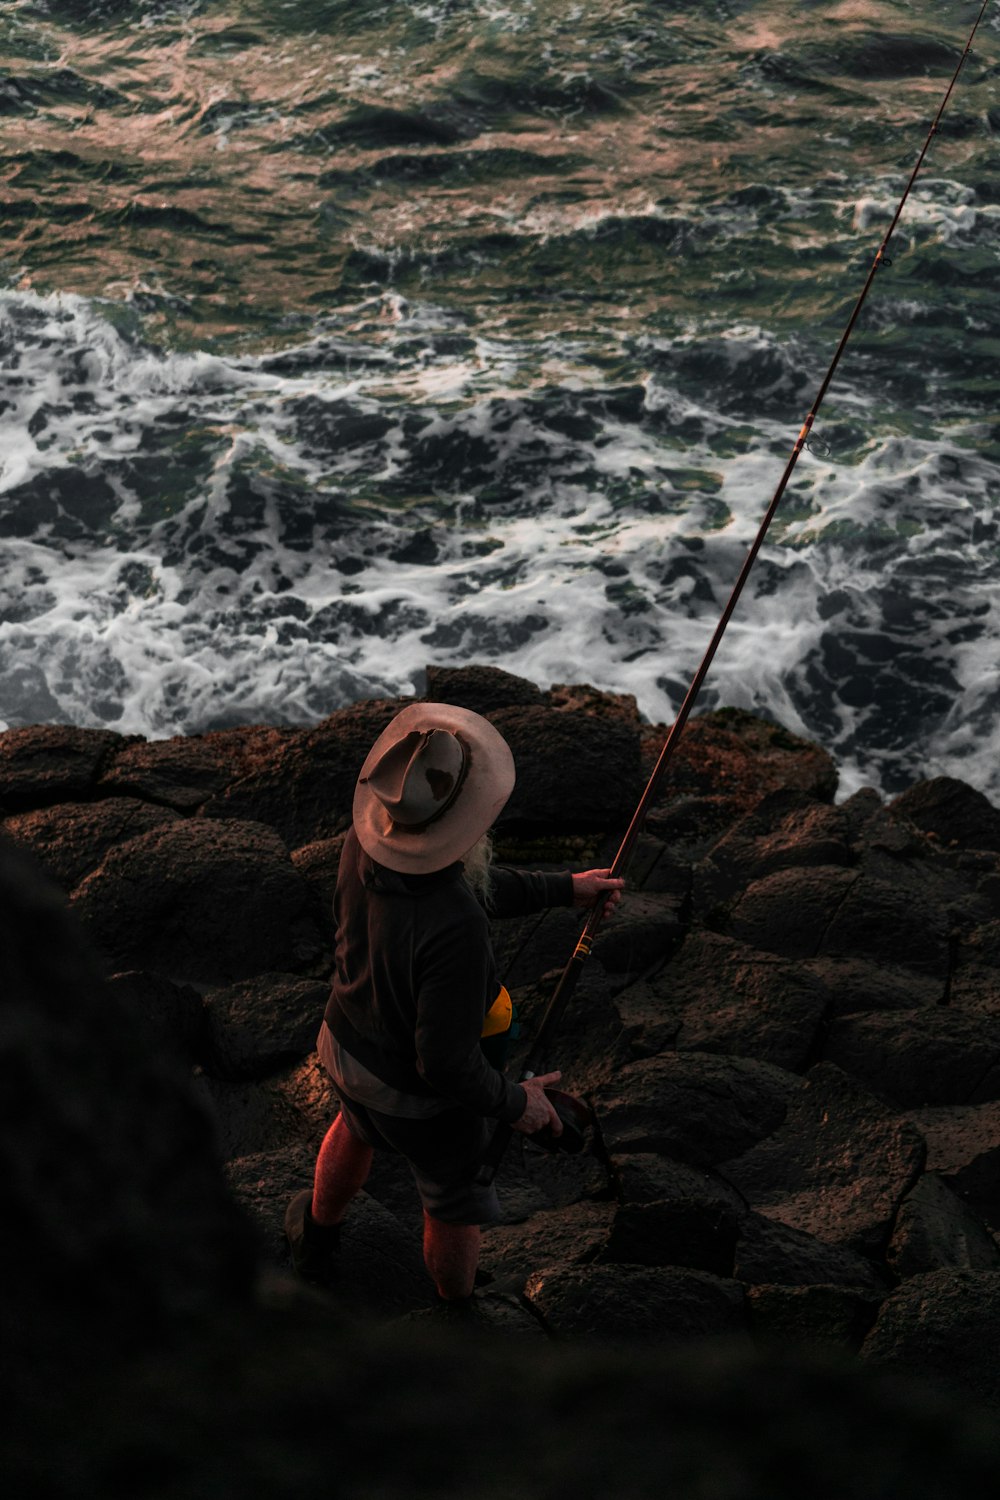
[530,1087,593,1155]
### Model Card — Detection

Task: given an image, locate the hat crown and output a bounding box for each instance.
[362,727,467,829]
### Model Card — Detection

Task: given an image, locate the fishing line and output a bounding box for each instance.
[481,0,994,1183]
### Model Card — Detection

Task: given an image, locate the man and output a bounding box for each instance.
[285,702,623,1307]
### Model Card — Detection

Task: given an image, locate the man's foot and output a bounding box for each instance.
[284,1188,342,1284]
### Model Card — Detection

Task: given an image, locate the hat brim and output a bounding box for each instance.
[352,703,515,874]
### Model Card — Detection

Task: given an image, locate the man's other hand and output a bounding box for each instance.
[513,1070,564,1135]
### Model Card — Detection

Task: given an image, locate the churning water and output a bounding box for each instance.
[1,0,999,799]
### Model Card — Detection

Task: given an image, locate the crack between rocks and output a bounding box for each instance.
[812,869,864,959]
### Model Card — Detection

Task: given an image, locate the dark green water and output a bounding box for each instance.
[1,0,998,797]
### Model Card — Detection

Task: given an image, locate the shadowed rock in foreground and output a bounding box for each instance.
[4,665,1000,1495]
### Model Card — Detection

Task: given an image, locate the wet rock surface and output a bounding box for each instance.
[6,667,1000,1493]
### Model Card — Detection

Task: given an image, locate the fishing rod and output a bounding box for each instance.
[480,0,994,1181]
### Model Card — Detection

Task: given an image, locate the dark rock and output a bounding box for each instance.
[98,728,290,810]
[603,1153,745,1272]
[491,702,642,831]
[728,866,952,978]
[748,1284,883,1353]
[611,1151,748,1221]
[601,1198,740,1277]
[27,1323,1000,1500]
[424,663,545,712]
[194,1071,321,1162]
[523,1263,746,1344]
[694,790,857,912]
[204,973,329,1081]
[650,931,829,1072]
[722,1063,925,1258]
[0,838,256,1392]
[290,834,347,922]
[106,969,206,1061]
[891,777,1000,854]
[591,890,684,974]
[647,794,752,858]
[0,724,126,812]
[887,1173,1000,1277]
[594,1051,799,1167]
[735,1211,888,1292]
[479,1203,617,1290]
[908,1101,1000,1227]
[71,820,323,985]
[727,865,858,959]
[611,976,684,1058]
[861,1270,1000,1403]
[823,1010,1000,1107]
[198,698,410,848]
[649,709,839,813]
[795,955,944,1016]
[3,797,179,892]
[950,919,1000,1017]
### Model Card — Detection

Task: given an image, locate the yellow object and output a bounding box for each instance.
[481,985,513,1039]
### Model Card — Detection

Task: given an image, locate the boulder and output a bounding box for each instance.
[0,724,127,812]
[650,931,829,1072]
[290,834,347,923]
[822,1010,1000,1107]
[748,1284,883,1353]
[479,1203,617,1291]
[106,969,207,1062]
[600,1199,741,1277]
[593,1051,799,1167]
[728,867,952,978]
[887,1173,1000,1278]
[734,1212,888,1293]
[424,663,545,712]
[794,955,944,1016]
[890,777,1000,854]
[591,890,684,974]
[721,1063,925,1259]
[694,789,857,911]
[861,1270,1000,1404]
[907,1101,1000,1227]
[70,820,324,985]
[0,838,257,1393]
[204,973,329,1081]
[198,698,410,848]
[727,865,858,959]
[3,797,179,892]
[490,702,642,831]
[949,919,1000,1017]
[98,727,292,810]
[647,708,839,811]
[611,976,684,1058]
[523,1263,747,1344]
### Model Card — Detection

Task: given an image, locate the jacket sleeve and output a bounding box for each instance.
[487,867,574,919]
[412,898,527,1123]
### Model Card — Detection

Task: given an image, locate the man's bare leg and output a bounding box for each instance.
[312,1113,373,1226]
[423,1213,480,1300]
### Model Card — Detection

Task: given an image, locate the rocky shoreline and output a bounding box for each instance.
[4,664,1000,1495]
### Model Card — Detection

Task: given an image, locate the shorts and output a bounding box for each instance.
[335,1090,502,1226]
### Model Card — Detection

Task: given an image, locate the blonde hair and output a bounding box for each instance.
[462,832,494,908]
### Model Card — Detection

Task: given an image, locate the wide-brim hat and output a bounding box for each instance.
[352,702,516,875]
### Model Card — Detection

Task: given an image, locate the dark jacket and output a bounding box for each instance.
[324,829,573,1123]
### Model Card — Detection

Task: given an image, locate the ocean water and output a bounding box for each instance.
[1,0,998,801]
